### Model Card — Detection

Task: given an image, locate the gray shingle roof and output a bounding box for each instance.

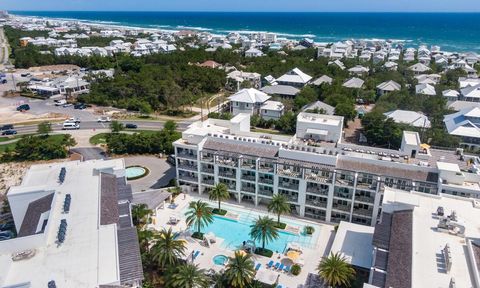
[132,189,172,210]
[117,227,144,284]
[260,85,300,96]
[204,138,279,158]
[18,193,55,237]
[100,173,119,226]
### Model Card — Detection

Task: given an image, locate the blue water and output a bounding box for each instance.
[185,204,321,252]
[125,166,146,178]
[9,11,480,52]
[212,254,228,265]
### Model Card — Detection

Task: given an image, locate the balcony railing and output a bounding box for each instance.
[201,179,214,185]
[259,165,274,173]
[335,178,355,187]
[258,189,273,197]
[219,171,236,179]
[241,162,256,170]
[220,182,236,190]
[279,182,299,191]
[306,187,329,196]
[355,195,375,204]
[178,163,198,172]
[217,158,237,167]
[356,182,378,190]
[241,174,256,182]
[179,174,198,182]
[201,167,214,174]
[305,174,332,184]
[201,155,214,162]
[332,203,351,213]
[353,208,374,216]
[177,152,197,160]
[279,193,299,203]
[258,177,273,185]
[334,192,353,199]
[241,186,255,193]
[278,168,301,178]
[305,199,327,208]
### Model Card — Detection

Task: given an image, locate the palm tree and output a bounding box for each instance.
[317,252,356,288]
[209,183,229,211]
[151,228,186,269]
[166,264,210,288]
[137,228,158,254]
[132,203,152,228]
[249,216,279,251]
[267,194,291,226]
[185,200,214,235]
[225,251,256,288]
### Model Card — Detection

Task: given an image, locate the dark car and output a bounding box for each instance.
[167,154,176,165]
[74,103,87,110]
[0,79,6,84]
[1,130,17,135]
[16,104,30,111]
[0,124,13,130]
[125,123,138,129]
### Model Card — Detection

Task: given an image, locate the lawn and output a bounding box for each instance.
[0,134,66,154]
[251,128,291,136]
[89,130,160,145]
[0,133,35,143]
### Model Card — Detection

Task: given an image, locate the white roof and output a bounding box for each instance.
[447,100,480,111]
[0,159,127,287]
[436,161,461,173]
[329,221,374,269]
[409,63,431,73]
[415,83,436,96]
[461,84,480,99]
[297,112,343,127]
[444,107,480,139]
[261,100,284,111]
[376,80,401,92]
[343,77,364,89]
[384,110,431,128]
[276,68,312,84]
[348,65,369,73]
[442,89,460,97]
[403,130,421,146]
[311,75,333,86]
[382,188,480,288]
[383,61,398,68]
[228,88,270,104]
[459,77,480,89]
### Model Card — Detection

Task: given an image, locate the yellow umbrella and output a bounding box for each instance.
[286,250,300,261]
[420,143,431,150]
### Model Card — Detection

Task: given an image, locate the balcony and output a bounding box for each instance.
[217,158,237,167]
[241,185,255,193]
[177,152,197,160]
[278,181,299,191]
[201,156,214,163]
[335,178,355,187]
[305,171,332,184]
[201,166,214,174]
[201,178,214,185]
[259,165,274,173]
[218,170,236,179]
[179,174,198,183]
[332,203,351,213]
[306,186,329,196]
[220,181,236,191]
[241,174,256,182]
[278,168,302,179]
[178,163,198,172]
[258,188,273,197]
[258,177,274,185]
[353,207,374,216]
[355,195,375,204]
[305,198,327,208]
[279,192,299,203]
[241,161,256,170]
[334,192,353,199]
[356,181,378,191]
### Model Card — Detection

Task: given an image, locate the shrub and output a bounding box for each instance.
[291,264,301,276]
[192,232,204,240]
[304,226,315,235]
[273,222,287,230]
[254,248,273,258]
[211,208,227,216]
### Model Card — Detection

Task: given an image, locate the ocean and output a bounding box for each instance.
[10,11,480,52]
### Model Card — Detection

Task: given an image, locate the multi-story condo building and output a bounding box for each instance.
[174,113,480,227]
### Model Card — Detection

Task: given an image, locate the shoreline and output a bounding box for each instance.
[7,12,480,53]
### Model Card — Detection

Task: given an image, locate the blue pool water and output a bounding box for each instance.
[213,255,228,266]
[186,204,321,252]
[125,166,146,178]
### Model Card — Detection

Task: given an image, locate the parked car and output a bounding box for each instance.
[65,117,81,124]
[54,99,67,106]
[97,116,111,123]
[0,79,6,84]
[20,73,31,77]
[62,122,80,130]
[63,103,73,108]
[1,130,17,136]
[16,104,30,111]
[0,231,13,241]
[74,103,86,110]
[125,123,138,129]
[167,154,176,165]
[0,124,13,130]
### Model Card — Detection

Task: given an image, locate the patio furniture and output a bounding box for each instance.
[192,250,200,260]
[267,260,274,268]
[283,265,290,273]
[274,262,280,270]
[278,263,284,271]
[255,263,261,271]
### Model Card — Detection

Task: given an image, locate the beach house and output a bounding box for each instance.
[275,68,312,88]
[444,107,480,150]
[384,109,431,128]
[460,84,480,102]
[343,77,364,89]
[416,83,437,96]
[376,80,401,96]
[228,88,271,116]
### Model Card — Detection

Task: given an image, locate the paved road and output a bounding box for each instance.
[70,147,106,161]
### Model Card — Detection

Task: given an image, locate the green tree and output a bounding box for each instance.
[165,264,210,288]
[185,200,214,236]
[294,86,318,109]
[62,134,77,151]
[224,251,256,288]
[209,183,230,211]
[151,228,186,269]
[131,203,152,228]
[37,122,52,135]
[267,194,291,225]
[317,252,356,288]
[249,216,279,251]
[110,120,124,133]
[334,102,357,125]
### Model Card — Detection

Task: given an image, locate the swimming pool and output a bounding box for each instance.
[213,254,228,266]
[185,203,321,253]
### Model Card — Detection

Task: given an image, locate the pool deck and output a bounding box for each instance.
[150,194,335,288]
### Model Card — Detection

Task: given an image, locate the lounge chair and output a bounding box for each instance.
[276,285,283,288]
[283,265,290,273]
[255,263,261,271]
[267,260,274,268]
[168,217,179,225]
[193,250,200,260]
[278,263,284,271]
[274,262,280,270]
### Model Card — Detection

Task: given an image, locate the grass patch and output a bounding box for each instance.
[191,232,204,240]
[89,133,109,145]
[0,134,35,142]
[274,222,287,230]
[212,208,227,216]
[251,128,291,136]
[254,248,274,258]
[0,134,66,154]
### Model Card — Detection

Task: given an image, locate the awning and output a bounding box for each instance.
[420,143,431,149]
[305,128,328,136]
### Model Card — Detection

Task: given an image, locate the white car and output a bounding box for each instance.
[54,99,67,106]
[97,117,111,123]
[65,117,80,124]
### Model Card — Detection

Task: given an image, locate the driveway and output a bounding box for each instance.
[70,147,106,161]
[124,156,176,192]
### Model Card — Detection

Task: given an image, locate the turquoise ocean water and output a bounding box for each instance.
[10,11,480,52]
